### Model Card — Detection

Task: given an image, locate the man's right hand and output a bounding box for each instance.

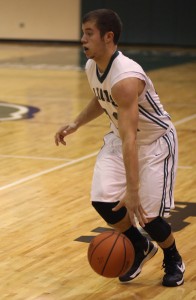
[54,122,78,146]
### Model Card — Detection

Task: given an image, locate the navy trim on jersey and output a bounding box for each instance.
[159,130,175,216]
[146,91,163,116]
[96,51,119,83]
[159,139,170,216]
[165,130,176,208]
[139,104,169,129]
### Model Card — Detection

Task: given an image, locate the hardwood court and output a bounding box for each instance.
[0,43,195,300]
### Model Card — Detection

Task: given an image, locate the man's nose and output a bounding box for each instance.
[81,34,86,44]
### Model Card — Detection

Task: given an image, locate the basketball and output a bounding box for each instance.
[87,230,135,278]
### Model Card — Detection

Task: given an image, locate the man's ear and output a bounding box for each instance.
[104,31,114,43]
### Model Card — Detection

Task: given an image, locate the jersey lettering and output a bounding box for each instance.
[93,88,118,107]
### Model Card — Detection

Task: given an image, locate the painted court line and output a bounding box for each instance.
[174,114,196,126]
[178,166,192,169]
[0,151,98,191]
[0,114,195,191]
[0,154,72,161]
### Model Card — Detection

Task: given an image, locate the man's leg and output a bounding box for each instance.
[144,217,185,287]
[91,133,157,282]
[92,201,158,281]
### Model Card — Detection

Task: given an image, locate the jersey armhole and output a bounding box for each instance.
[111,71,147,87]
[111,71,148,97]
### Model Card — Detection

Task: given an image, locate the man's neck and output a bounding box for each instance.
[95,46,117,73]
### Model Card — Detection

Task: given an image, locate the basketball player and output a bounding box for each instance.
[55,9,185,287]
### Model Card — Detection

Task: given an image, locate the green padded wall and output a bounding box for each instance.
[81,0,196,46]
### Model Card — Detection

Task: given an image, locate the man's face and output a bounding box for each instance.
[81,20,106,60]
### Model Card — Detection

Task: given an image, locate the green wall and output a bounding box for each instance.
[81,0,196,46]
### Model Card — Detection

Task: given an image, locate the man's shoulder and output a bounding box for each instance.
[85,59,95,70]
[113,51,144,73]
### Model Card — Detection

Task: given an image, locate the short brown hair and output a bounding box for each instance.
[82,9,122,45]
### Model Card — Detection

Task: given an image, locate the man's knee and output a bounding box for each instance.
[92,201,131,232]
[144,216,171,242]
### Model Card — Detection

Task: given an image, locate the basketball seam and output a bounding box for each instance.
[101,232,121,276]
[89,231,115,264]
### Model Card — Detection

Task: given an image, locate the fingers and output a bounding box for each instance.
[128,210,137,227]
[112,200,137,227]
[135,206,148,228]
[55,132,67,146]
[113,199,148,228]
[55,125,69,146]
[112,201,124,212]
[55,123,78,146]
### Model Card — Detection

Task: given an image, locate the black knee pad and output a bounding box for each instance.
[92,201,127,224]
[144,216,171,242]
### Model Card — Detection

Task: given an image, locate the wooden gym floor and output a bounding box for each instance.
[0,43,195,300]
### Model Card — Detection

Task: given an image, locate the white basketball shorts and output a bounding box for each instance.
[91,127,178,218]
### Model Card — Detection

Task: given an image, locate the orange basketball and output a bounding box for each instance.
[87,230,135,278]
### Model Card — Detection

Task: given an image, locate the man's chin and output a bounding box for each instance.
[83,49,94,59]
[85,54,95,59]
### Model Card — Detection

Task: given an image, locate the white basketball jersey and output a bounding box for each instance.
[85,51,172,144]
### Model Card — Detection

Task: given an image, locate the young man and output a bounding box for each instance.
[55,9,185,287]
